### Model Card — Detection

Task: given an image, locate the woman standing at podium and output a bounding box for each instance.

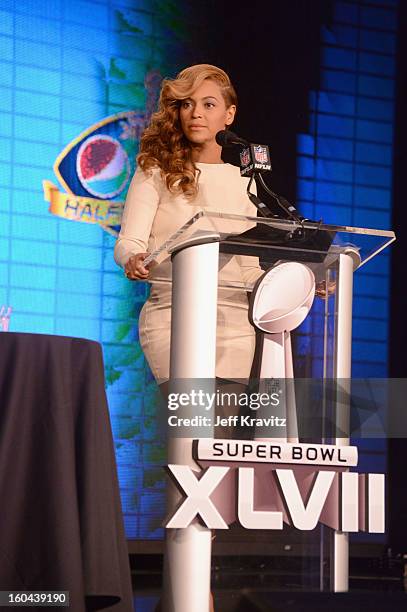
[114,63,262,386]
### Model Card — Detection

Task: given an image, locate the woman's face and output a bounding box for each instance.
[179,79,236,147]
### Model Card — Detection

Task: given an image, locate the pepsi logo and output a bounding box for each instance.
[76,134,131,199]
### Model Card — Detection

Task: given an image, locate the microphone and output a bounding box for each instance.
[215,130,249,147]
[216,129,306,223]
[216,130,271,173]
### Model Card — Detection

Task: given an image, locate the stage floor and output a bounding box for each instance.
[131,553,407,611]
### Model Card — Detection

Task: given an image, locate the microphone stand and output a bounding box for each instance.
[256,173,305,224]
[246,174,276,218]
[217,128,308,225]
[246,173,305,226]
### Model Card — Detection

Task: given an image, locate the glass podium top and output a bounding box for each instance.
[143,210,395,288]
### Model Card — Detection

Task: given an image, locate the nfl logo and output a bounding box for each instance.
[254,145,268,164]
[240,148,251,167]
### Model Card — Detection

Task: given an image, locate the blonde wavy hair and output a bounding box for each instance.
[137,64,237,199]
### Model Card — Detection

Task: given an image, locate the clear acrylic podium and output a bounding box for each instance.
[143,211,395,612]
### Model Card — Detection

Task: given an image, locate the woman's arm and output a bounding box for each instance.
[114,167,160,268]
[236,179,265,290]
[237,254,264,290]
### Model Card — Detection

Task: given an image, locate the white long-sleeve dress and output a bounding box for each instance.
[114,162,263,383]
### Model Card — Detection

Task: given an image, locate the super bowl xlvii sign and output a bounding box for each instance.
[165,440,385,533]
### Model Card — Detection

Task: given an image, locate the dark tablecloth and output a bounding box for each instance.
[0,333,134,611]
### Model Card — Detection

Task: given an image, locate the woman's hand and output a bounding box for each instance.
[124,253,150,280]
[315,279,336,299]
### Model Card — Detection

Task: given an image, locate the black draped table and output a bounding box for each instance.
[0,332,134,611]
